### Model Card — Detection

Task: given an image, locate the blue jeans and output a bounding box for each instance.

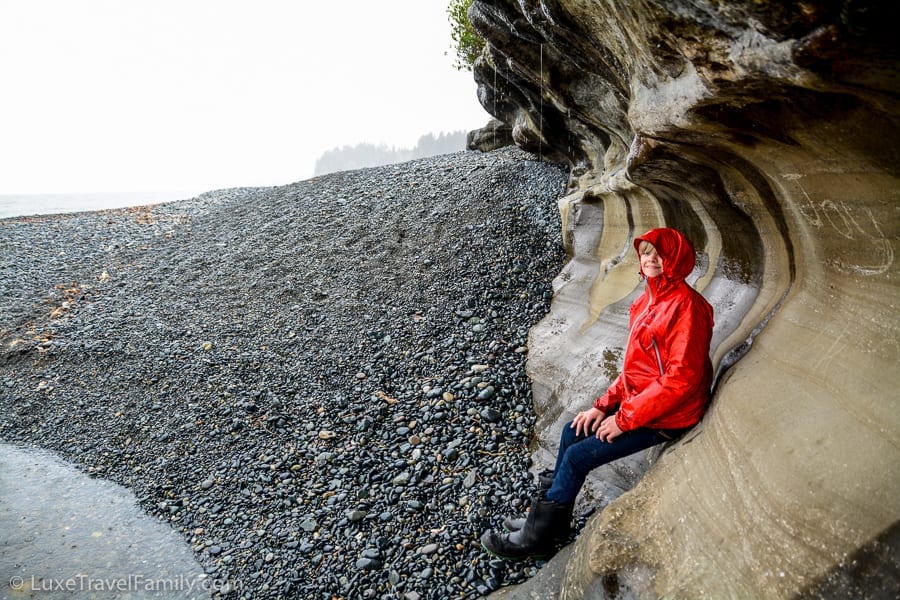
[545,420,686,506]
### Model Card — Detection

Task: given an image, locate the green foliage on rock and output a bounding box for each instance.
[447,0,484,71]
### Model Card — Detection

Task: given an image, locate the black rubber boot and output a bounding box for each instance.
[501,469,555,532]
[481,492,573,561]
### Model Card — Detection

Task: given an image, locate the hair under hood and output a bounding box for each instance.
[634,228,697,282]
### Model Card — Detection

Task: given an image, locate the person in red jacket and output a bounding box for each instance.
[482,227,714,560]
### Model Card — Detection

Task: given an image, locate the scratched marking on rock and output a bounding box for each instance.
[791,178,894,276]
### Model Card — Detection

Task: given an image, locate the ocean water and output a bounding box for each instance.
[0,190,206,220]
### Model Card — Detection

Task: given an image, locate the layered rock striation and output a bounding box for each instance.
[468,1,899,598]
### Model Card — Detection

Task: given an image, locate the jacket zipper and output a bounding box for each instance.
[645,279,664,376]
[624,280,658,395]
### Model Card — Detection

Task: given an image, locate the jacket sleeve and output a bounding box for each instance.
[595,295,643,412]
[615,296,713,431]
[593,372,626,412]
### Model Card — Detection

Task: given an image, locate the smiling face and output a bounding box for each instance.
[639,241,663,278]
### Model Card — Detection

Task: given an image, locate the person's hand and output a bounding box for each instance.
[597,415,623,443]
[571,407,605,437]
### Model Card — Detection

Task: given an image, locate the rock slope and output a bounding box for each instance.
[1,148,570,599]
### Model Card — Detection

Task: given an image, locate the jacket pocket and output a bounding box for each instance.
[650,337,664,376]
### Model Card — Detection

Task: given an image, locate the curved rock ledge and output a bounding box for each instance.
[469,1,899,597]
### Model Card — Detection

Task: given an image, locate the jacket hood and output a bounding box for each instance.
[634,228,697,282]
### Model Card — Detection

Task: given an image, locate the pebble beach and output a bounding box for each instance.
[0,148,570,599]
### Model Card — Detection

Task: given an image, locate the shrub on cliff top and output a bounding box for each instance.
[447,0,484,71]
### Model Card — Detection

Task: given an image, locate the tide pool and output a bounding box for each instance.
[0,443,218,599]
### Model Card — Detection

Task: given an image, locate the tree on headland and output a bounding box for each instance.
[447,0,484,71]
[313,131,469,176]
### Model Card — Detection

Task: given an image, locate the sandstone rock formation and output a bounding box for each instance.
[468,1,899,597]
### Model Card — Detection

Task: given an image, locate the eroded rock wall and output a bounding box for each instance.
[469,1,900,597]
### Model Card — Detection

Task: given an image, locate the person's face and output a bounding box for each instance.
[640,245,663,278]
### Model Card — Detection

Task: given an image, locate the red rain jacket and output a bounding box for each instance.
[594,228,714,432]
